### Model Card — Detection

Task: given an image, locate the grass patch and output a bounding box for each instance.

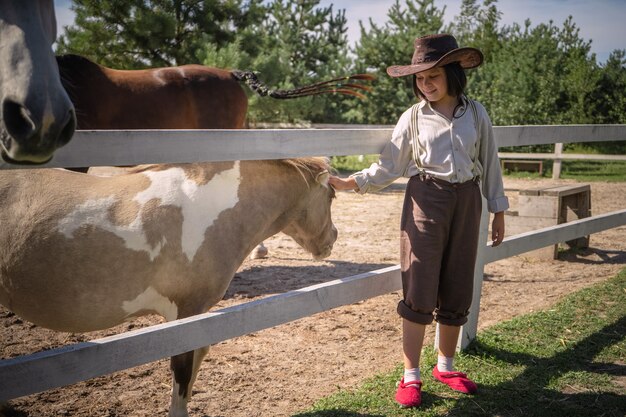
[331,155,380,173]
[295,268,626,417]
[559,160,626,182]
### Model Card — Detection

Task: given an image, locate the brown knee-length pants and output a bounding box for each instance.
[397,174,482,326]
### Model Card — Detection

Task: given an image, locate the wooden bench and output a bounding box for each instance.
[505,184,591,259]
[501,159,543,174]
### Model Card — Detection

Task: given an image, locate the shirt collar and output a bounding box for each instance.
[419,95,469,118]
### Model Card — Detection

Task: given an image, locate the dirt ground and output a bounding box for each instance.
[1,176,625,417]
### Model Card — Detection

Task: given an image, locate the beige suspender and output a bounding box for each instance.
[468,99,481,178]
[409,103,425,173]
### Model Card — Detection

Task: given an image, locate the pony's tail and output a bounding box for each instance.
[231,70,375,100]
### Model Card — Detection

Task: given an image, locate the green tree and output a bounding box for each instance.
[352,0,447,124]
[592,50,626,124]
[470,17,606,152]
[472,19,597,125]
[585,50,626,154]
[449,0,503,100]
[200,0,354,124]
[553,16,598,124]
[56,0,267,69]
[452,0,502,63]
[247,0,352,124]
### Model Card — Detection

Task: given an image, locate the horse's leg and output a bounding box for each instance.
[168,346,210,417]
[249,241,269,259]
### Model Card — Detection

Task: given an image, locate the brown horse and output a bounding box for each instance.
[0,157,337,417]
[0,1,76,164]
[56,54,372,130]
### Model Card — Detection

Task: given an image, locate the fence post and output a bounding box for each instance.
[435,198,489,351]
[552,143,564,179]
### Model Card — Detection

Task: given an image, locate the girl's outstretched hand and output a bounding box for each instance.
[491,211,505,246]
[328,175,359,192]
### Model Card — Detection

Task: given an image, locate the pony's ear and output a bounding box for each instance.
[316,170,330,188]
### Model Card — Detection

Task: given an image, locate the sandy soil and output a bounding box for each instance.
[1,177,625,417]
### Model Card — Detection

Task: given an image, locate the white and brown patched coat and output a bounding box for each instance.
[0,158,337,417]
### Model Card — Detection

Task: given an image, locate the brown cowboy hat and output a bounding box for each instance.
[386,33,483,78]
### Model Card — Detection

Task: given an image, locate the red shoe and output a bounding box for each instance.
[395,377,422,408]
[432,366,477,394]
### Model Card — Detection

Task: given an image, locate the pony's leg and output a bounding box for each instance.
[249,241,269,259]
[168,346,210,417]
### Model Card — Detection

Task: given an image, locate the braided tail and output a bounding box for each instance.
[231,70,375,100]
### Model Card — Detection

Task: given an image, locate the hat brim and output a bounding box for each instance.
[386,47,484,78]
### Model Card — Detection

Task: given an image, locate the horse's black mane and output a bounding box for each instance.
[55,54,101,90]
[56,53,99,70]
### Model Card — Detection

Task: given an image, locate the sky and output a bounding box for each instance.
[54,0,625,63]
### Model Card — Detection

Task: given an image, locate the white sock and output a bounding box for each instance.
[437,355,455,372]
[403,367,421,384]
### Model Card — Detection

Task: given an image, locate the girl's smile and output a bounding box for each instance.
[415,67,448,103]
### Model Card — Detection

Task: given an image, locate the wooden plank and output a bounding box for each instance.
[499,152,626,161]
[552,143,564,179]
[0,128,394,170]
[483,209,626,264]
[0,125,623,170]
[494,125,626,148]
[519,187,547,196]
[540,184,590,197]
[0,266,401,401]
[555,153,626,161]
[504,214,557,235]
[500,160,543,174]
[499,152,563,159]
[562,191,591,247]
[517,196,559,218]
[460,203,490,349]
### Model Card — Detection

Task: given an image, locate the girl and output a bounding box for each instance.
[328,34,509,408]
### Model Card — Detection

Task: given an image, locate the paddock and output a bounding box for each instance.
[1,126,625,416]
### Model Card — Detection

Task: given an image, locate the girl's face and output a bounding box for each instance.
[415,67,449,103]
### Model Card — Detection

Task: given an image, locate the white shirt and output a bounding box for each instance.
[352,97,509,213]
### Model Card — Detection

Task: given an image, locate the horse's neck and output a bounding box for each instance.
[232,162,305,249]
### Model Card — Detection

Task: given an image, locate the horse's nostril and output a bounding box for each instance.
[58,108,77,146]
[2,99,37,141]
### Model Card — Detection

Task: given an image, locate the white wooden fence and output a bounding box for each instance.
[1,124,625,401]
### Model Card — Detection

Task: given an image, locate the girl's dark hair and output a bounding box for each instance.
[412,62,467,100]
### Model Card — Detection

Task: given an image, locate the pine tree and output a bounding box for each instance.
[56,0,267,69]
[352,0,447,124]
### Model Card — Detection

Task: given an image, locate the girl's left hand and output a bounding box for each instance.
[491,212,505,246]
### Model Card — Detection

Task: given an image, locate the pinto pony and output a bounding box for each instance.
[0,1,76,164]
[0,158,337,417]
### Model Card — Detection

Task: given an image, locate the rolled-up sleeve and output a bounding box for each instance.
[351,108,415,194]
[475,103,509,213]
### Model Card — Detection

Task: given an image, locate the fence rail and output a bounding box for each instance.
[1,124,625,402]
[498,151,626,161]
[1,124,624,170]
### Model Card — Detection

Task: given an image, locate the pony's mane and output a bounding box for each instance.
[280,157,335,196]
[281,157,332,176]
